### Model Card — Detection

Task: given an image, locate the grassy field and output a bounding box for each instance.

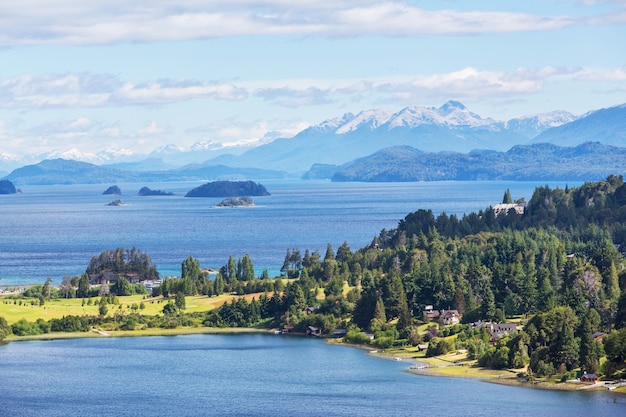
[0,292,265,325]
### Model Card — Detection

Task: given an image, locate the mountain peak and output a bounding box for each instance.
[439,100,467,115]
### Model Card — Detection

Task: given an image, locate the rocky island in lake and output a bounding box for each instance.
[185,180,270,198]
[138,186,174,196]
[105,199,128,206]
[102,185,122,195]
[0,180,17,194]
[215,196,255,207]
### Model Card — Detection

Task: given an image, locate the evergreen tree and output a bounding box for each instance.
[213,273,225,296]
[605,261,620,303]
[578,316,597,373]
[175,292,186,310]
[373,296,387,323]
[481,286,496,322]
[77,274,90,298]
[42,278,52,301]
[502,188,512,204]
[552,321,579,371]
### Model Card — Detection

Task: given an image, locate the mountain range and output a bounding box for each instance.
[1,100,625,184]
[303,142,626,182]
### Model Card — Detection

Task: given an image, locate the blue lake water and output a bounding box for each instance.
[0,180,578,286]
[0,333,622,417]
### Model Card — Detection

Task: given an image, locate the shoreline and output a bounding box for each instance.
[332,341,626,395]
[4,326,271,343]
[4,327,626,396]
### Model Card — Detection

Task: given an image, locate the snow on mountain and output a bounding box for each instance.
[315,101,501,134]
[303,113,356,135]
[506,111,577,136]
[152,144,184,155]
[387,101,499,129]
[335,109,395,134]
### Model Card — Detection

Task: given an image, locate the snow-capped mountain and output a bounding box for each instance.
[506,111,577,138]
[2,100,623,176]
[531,103,626,147]
[310,101,501,136]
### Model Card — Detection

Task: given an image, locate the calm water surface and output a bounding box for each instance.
[0,333,622,417]
[0,180,577,286]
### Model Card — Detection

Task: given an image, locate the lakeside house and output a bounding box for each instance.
[307,326,322,337]
[492,203,526,216]
[471,321,518,343]
[89,271,157,288]
[422,306,462,324]
[579,373,600,383]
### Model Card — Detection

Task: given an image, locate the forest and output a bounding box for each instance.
[2,175,626,381]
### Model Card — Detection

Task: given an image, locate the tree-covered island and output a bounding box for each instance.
[3,175,626,392]
[185,180,270,197]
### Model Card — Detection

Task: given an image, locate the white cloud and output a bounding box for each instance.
[0,74,248,109]
[0,1,600,46]
[138,121,167,135]
[186,117,309,147]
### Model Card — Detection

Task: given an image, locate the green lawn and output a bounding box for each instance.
[0,292,265,325]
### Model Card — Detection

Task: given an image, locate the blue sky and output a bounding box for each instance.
[0,0,625,161]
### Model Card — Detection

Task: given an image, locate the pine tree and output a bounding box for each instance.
[605,261,620,302]
[578,316,597,373]
[502,188,512,204]
[552,321,579,371]
[213,273,225,296]
[175,292,186,310]
[481,286,496,322]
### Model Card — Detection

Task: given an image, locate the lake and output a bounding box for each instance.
[0,179,577,286]
[0,333,622,417]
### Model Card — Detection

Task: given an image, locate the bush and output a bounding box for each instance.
[49,316,89,332]
[344,329,372,345]
[426,337,453,357]
[11,319,43,336]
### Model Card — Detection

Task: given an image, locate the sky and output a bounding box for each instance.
[0,0,625,162]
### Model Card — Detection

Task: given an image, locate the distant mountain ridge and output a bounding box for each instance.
[1,101,625,180]
[303,142,626,182]
[2,158,287,185]
[198,101,585,174]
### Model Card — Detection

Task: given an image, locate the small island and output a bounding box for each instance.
[0,179,17,194]
[185,180,270,198]
[137,186,174,196]
[105,199,128,206]
[214,196,255,207]
[102,185,122,195]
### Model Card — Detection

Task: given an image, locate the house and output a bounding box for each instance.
[492,203,525,216]
[579,373,600,383]
[306,306,320,315]
[482,322,517,342]
[89,271,119,286]
[592,332,607,340]
[307,326,322,337]
[441,309,461,325]
[423,305,440,320]
[333,329,347,338]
